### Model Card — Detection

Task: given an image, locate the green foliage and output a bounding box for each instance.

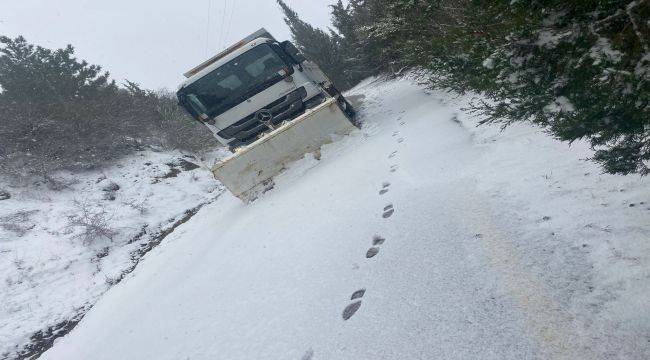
[0,36,217,178]
[280,0,650,175]
[277,0,353,89]
[442,0,650,175]
[0,36,115,113]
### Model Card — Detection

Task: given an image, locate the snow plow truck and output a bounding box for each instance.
[177,29,357,201]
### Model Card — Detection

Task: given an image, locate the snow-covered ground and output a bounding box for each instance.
[6,76,650,359]
[0,149,225,359]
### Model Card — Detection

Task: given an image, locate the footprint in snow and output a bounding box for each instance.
[392,131,400,137]
[366,247,379,258]
[390,165,399,173]
[383,204,394,218]
[388,151,397,159]
[397,137,404,143]
[351,289,366,300]
[342,301,362,320]
[379,182,390,195]
[342,290,365,320]
[366,234,387,258]
[399,121,406,126]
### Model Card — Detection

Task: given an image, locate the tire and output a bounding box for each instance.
[337,96,360,128]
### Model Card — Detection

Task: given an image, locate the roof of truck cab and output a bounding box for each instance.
[178,37,275,90]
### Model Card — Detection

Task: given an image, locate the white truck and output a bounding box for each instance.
[177,29,358,201]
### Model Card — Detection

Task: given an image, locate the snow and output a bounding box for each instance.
[0,149,225,359]
[6,76,650,359]
[482,56,495,69]
[543,95,576,113]
[535,30,572,49]
[589,37,623,65]
[634,52,650,78]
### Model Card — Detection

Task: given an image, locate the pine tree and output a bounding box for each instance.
[276,0,352,89]
[444,1,650,175]
[329,0,369,83]
[294,0,650,175]
[0,36,216,177]
[0,35,115,115]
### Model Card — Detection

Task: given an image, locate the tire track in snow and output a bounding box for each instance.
[379,92,589,357]
[459,188,597,360]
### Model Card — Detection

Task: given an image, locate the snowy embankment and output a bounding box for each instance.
[0,150,225,359]
[10,76,650,359]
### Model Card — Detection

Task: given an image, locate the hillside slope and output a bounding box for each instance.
[0,150,224,360]
[41,77,649,360]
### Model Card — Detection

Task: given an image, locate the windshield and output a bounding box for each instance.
[182,44,289,117]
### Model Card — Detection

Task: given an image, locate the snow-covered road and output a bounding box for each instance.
[41,78,650,359]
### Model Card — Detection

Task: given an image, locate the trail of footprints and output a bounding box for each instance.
[341,120,404,321]
[342,235,387,320]
[398,113,406,126]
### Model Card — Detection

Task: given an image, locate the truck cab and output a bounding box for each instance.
[177,29,350,151]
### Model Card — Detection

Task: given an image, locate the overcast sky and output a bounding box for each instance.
[0,0,338,90]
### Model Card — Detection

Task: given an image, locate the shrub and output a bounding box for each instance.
[0,36,218,180]
[66,200,117,245]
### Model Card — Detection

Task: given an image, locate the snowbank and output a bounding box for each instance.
[0,149,224,359]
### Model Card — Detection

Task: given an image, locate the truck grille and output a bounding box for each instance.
[218,88,307,149]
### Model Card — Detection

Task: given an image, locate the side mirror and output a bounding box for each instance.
[280,41,306,63]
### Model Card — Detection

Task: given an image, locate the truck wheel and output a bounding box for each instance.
[337,96,360,128]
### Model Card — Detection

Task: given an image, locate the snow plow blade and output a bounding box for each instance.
[212,97,355,201]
